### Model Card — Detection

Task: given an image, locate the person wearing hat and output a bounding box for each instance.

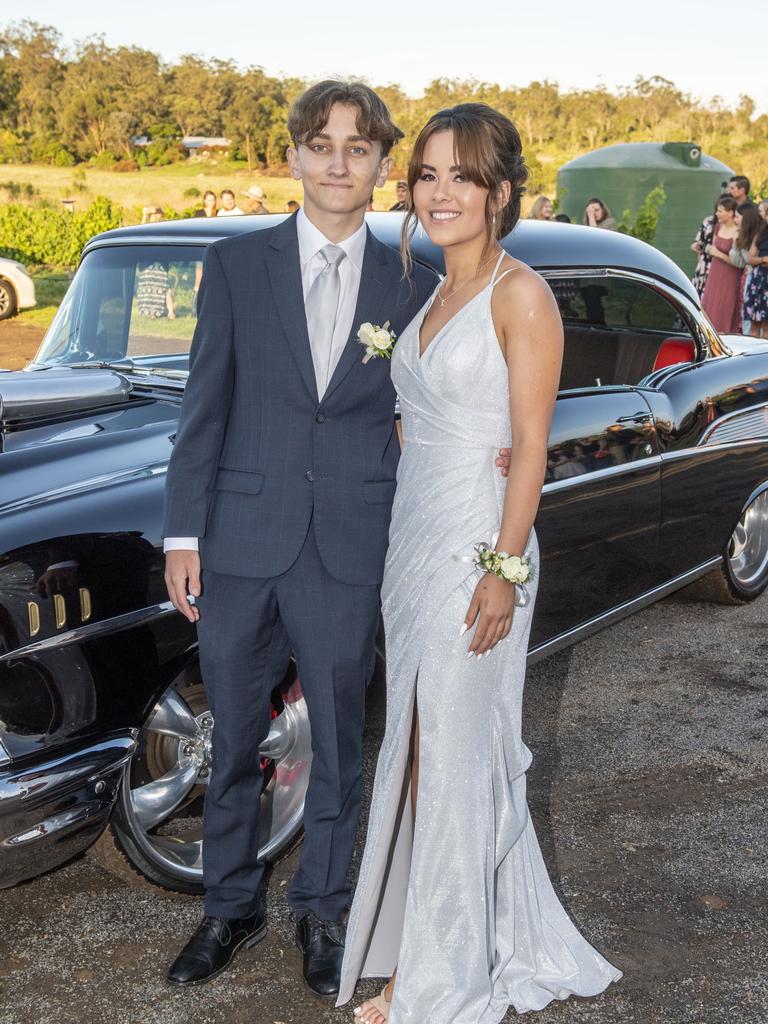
[388,180,409,212]
[243,184,270,214]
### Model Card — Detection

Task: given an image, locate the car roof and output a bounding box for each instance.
[87,211,700,304]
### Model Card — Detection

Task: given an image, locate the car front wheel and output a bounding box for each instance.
[91,660,312,893]
[0,279,17,320]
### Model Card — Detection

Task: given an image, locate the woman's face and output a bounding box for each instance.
[759,202,768,223]
[587,201,604,221]
[412,129,493,248]
[540,200,553,219]
[734,211,743,229]
[716,204,734,224]
[204,193,216,209]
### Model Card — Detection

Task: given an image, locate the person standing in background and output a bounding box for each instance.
[286,200,301,213]
[727,175,753,207]
[728,203,763,332]
[691,196,726,297]
[743,217,768,338]
[243,185,270,214]
[702,196,741,333]
[529,196,554,220]
[584,198,617,230]
[388,180,409,211]
[194,191,218,218]
[217,189,244,216]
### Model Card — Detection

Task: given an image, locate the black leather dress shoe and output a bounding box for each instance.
[167,906,267,986]
[295,913,346,998]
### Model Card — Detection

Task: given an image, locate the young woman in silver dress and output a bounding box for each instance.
[338,104,622,1024]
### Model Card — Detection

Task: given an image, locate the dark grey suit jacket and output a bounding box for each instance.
[163,214,438,586]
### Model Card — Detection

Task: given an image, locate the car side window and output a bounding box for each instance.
[546,274,695,391]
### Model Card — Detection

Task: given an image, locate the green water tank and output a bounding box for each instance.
[556,142,734,276]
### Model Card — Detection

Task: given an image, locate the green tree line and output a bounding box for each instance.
[1,20,767,193]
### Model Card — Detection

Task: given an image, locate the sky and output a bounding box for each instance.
[12,0,767,116]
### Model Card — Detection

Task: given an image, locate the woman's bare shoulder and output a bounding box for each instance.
[493,256,559,318]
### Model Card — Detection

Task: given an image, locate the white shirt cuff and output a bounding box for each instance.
[163,537,199,552]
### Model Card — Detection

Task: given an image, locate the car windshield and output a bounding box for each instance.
[34,244,206,373]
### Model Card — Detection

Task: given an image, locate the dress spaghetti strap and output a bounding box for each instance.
[490,249,518,288]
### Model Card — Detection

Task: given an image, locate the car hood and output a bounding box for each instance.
[0,368,179,522]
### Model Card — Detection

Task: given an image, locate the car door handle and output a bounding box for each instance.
[616,412,652,424]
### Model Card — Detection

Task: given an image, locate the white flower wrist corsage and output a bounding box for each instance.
[358,320,397,363]
[474,543,533,585]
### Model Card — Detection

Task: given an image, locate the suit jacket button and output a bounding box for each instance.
[315,412,326,423]
[305,470,315,481]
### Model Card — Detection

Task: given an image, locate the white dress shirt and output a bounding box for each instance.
[164,208,367,553]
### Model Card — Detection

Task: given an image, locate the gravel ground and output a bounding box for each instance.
[1,589,766,1024]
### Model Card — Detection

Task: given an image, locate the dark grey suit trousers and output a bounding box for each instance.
[196,518,381,921]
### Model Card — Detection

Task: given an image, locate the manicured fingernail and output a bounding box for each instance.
[458,623,468,637]
[353,1009,362,1016]
[466,650,475,658]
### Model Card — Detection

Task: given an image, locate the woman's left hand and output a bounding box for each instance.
[463,573,516,656]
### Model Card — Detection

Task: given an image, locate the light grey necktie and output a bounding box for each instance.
[306,244,346,398]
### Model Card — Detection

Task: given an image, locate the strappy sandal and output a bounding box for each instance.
[354,986,391,1023]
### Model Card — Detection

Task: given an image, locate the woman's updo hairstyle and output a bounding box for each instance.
[401,103,528,274]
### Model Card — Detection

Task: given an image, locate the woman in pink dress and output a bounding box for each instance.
[702,196,741,333]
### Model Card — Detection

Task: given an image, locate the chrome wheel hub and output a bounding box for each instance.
[728,490,768,589]
[123,672,312,881]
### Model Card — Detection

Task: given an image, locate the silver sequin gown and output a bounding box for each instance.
[338,256,622,1022]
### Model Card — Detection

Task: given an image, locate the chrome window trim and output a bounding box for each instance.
[0,601,177,664]
[542,454,661,495]
[659,438,768,463]
[0,461,169,518]
[527,555,722,664]
[81,238,211,257]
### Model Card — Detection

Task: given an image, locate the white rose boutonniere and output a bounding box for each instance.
[358,320,397,364]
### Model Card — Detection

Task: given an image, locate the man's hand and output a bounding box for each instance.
[496,448,512,477]
[165,550,201,623]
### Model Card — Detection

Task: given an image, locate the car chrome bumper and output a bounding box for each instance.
[0,733,136,888]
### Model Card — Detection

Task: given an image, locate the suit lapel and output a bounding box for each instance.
[321,228,394,404]
[266,215,319,404]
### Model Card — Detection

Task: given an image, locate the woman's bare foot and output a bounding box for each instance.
[352,972,396,1023]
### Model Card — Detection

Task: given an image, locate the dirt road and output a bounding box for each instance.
[0,320,45,370]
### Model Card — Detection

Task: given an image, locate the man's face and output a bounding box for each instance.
[396,184,408,204]
[287,103,392,219]
[728,181,746,201]
[222,193,236,210]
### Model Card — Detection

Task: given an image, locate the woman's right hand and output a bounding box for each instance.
[462,573,516,655]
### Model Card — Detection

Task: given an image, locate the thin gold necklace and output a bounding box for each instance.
[437,248,503,308]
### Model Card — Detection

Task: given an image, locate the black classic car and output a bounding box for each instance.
[2,214,767,896]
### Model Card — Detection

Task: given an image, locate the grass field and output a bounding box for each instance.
[0,162,401,219]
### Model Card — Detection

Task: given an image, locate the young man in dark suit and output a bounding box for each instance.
[162,81,437,997]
